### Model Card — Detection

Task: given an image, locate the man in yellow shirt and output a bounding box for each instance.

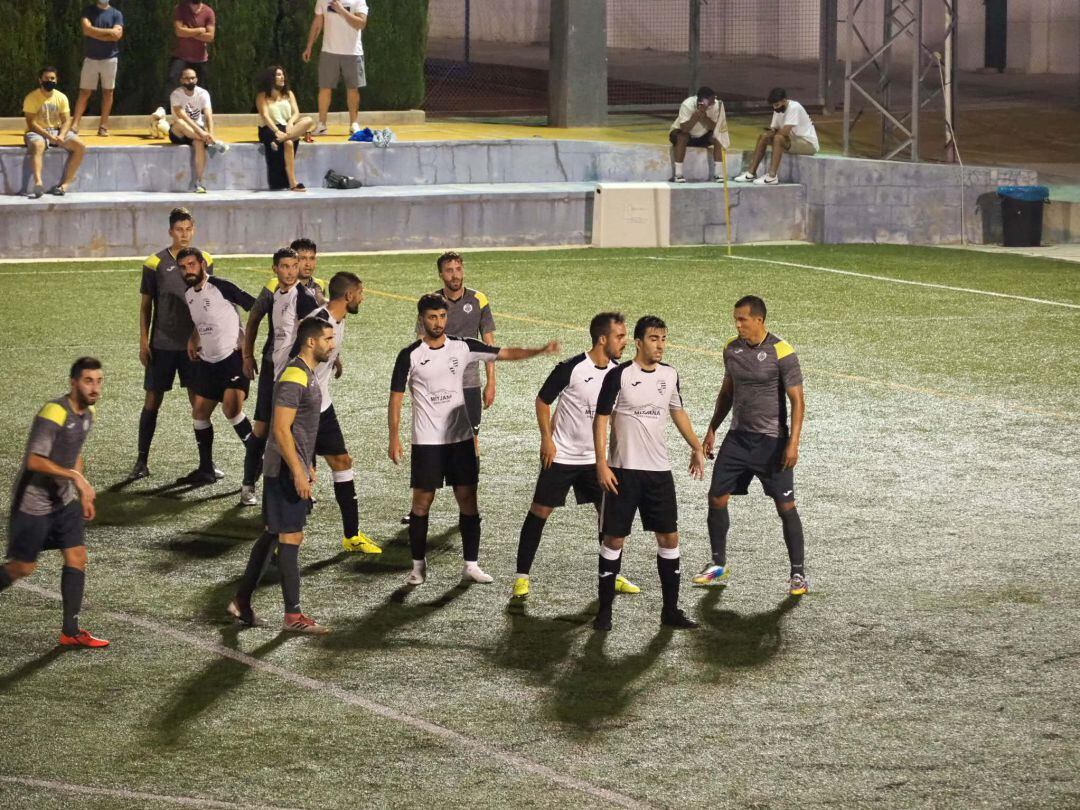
[23,67,87,199]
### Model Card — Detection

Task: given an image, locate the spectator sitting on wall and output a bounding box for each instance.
[23,67,87,199]
[170,67,227,194]
[256,65,316,192]
[734,87,819,185]
[669,86,730,183]
[71,0,124,137]
[170,0,215,91]
[303,0,369,136]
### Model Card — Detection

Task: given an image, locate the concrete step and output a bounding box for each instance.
[0,110,425,133]
[1045,199,1080,244]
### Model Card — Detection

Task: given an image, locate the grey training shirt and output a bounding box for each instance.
[722,332,803,437]
[13,396,93,516]
[263,357,322,479]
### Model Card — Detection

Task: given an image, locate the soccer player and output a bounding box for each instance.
[291,237,328,297]
[694,295,808,596]
[389,293,559,586]
[240,248,321,504]
[132,207,215,481]
[512,312,642,600]
[180,247,256,484]
[593,316,704,632]
[1,358,108,648]
[303,272,380,555]
[229,319,336,634]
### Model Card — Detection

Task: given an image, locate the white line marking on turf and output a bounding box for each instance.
[15,583,653,810]
[0,775,300,810]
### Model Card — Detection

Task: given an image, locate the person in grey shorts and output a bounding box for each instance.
[303,0,368,136]
[72,0,124,136]
[23,67,87,199]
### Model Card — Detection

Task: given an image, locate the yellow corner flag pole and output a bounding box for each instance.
[720,147,733,256]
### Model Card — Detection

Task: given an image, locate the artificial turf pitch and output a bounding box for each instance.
[0,244,1077,809]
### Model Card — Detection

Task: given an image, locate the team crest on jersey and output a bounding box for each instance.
[463,303,473,314]
[448,357,460,375]
[657,379,667,395]
[757,351,767,361]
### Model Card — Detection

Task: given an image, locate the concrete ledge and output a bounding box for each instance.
[1044,200,1080,244]
[0,109,425,133]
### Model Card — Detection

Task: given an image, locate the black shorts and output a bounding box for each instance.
[144,347,197,392]
[253,356,275,423]
[464,386,482,435]
[315,404,348,457]
[709,430,795,503]
[410,440,478,491]
[192,351,249,402]
[6,501,84,563]
[532,463,603,508]
[600,468,678,538]
[169,130,195,146]
[669,130,716,149]
[263,475,311,534]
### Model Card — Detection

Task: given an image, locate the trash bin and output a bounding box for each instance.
[998,185,1050,247]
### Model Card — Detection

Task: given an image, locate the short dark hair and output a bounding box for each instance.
[734,295,767,320]
[290,238,317,254]
[257,65,288,97]
[39,66,58,78]
[70,356,102,380]
[296,318,332,347]
[436,251,463,272]
[176,247,205,264]
[696,86,717,101]
[169,207,193,228]
[633,315,667,341]
[417,293,448,315]
[767,87,787,104]
[328,271,361,300]
[273,247,298,266]
[589,311,625,344]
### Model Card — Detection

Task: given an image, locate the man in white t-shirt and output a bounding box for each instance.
[734,87,819,186]
[668,86,730,183]
[303,0,368,136]
[169,67,227,193]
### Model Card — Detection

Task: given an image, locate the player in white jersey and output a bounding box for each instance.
[512,312,642,600]
[179,248,256,485]
[301,271,380,555]
[389,293,559,586]
[593,315,705,631]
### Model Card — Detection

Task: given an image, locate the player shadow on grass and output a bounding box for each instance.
[693,590,800,673]
[0,646,71,692]
[93,486,242,531]
[149,624,289,748]
[546,628,673,735]
[487,602,597,680]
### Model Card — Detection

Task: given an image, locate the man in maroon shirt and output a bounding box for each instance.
[169,1,215,91]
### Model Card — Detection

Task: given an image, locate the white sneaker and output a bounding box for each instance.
[753,174,779,185]
[733,171,756,183]
[312,123,328,136]
[406,561,427,586]
[462,563,493,584]
[349,122,361,134]
[239,484,257,506]
[672,174,686,183]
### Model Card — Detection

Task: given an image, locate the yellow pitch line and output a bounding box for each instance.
[364,287,1077,421]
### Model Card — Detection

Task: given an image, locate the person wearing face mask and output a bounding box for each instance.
[169,0,216,92]
[734,87,819,185]
[170,67,226,194]
[23,67,87,199]
[71,0,124,137]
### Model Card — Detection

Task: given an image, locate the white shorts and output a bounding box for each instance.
[80,57,119,91]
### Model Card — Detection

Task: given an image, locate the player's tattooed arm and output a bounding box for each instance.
[703,374,734,458]
[783,384,804,470]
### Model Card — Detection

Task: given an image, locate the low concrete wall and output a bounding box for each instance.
[669,183,807,245]
[0,110,425,134]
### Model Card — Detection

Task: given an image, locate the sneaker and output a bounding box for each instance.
[405,562,427,586]
[342,532,382,554]
[400,512,412,525]
[462,563,493,584]
[350,122,361,134]
[128,459,150,481]
[226,598,264,627]
[593,611,612,632]
[282,613,330,635]
[672,174,686,183]
[733,171,756,183]
[29,184,44,199]
[713,174,725,183]
[660,608,699,629]
[614,574,640,594]
[312,123,329,136]
[214,467,225,480]
[512,576,529,599]
[97,125,110,137]
[788,573,809,596]
[47,184,66,196]
[194,184,207,194]
[179,467,217,485]
[239,484,258,506]
[691,563,729,587]
[59,629,110,648]
[753,174,779,185]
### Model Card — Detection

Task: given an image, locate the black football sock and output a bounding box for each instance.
[779,507,805,576]
[137,408,158,463]
[657,547,681,613]
[460,512,481,563]
[0,565,13,591]
[332,469,359,539]
[408,512,429,561]
[60,566,85,636]
[236,532,277,602]
[277,543,301,613]
[194,420,214,471]
[707,505,730,566]
[229,413,253,444]
[243,432,267,486]
[597,544,622,616]
[515,511,546,575]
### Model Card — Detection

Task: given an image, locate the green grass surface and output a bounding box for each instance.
[0,245,1078,809]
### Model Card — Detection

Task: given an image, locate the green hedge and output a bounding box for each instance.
[4,0,427,116]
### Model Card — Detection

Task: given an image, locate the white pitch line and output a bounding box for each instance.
[15,582,653,810]
[0,775,301,810]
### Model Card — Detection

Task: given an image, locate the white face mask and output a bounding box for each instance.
[98,0,110,5]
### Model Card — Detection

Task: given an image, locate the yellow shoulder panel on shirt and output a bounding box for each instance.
[279,367,308,387]
[725,336,739,348]
[38,403,67,427]
[144,254,161,271]
[202,251,215,266]
[266,278,280,292]
[774,339,795,360]
[474,291,489,309]
[313,277,328,292]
